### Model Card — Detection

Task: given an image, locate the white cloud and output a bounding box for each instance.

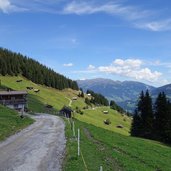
[87,64,95,70]
[0,0,26,13]
[0,0,14,13]
[136,19,171,31]
[98,59,162,83]
[63,63,74,67]
[1,1,170,33]
[1,0,170,32]
[73,58,169,86]
[62,1,150,20]
[113,59,142,68]
[62,1,171,32]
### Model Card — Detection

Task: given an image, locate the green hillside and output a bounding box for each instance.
[0,76,85,113]
[75,107,131,136]
[2,75,171,171]
[0,104,34,141]
[0,75,131,135]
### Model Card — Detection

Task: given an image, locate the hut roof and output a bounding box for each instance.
[0,91,27,96]
[60,106,73,112]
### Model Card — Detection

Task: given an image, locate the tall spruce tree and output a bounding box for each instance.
[168,101,171,143]
[131,91,144,137]
[154,92,171,142]
[80,88,84,98]
[142,90,153,138]
[131,109,143,136]
[131,90,153,139]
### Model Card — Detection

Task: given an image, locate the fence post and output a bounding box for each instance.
[78,128,80,156]
[100,166,103,171]
[73,121,76,137]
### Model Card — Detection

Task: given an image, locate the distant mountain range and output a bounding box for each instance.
[77,78,171,113]
[152,84,171,97]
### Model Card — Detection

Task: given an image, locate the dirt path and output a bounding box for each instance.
[65,97,72,107]
[0,114,66,171]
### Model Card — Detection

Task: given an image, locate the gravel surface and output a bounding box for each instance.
[0,114,66,171]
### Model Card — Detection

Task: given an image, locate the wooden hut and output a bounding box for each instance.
[0,91,27,111]
[60,106,73,118]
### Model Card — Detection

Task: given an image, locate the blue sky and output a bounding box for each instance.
[0,0,171,87]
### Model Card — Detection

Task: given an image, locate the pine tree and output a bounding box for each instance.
[168,101,171,143]
[80,88,84,98]
[154,92,171,142]
[85,98,91,106]
[131,110,143,136]
[142,90,153,138]
[131,90,153,139]
[110,100,125,113]
[0,58,7,76]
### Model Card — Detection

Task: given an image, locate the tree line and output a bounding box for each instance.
[84,89,127,114]
[110,100,125,114]
[131,90,171,143]
[0,48,79,90]
[85,89,109,106]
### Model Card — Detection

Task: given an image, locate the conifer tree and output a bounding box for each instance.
[80,88,84,98]
[142,90,153,138]
[154,92,171,142]
[131,90,153,139]
[131,109,143,136]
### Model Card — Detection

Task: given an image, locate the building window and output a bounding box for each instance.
[14,104,18,108]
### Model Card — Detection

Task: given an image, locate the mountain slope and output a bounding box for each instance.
[0,76,85,112]
[77,78,155,112]
[0,75,131,135]
[152,84,171,98]
[76,107,131,136]
[2,76,171,171]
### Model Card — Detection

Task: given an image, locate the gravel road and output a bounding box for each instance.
[0,114,66,171]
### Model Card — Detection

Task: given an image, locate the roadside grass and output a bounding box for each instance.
[27,94,45,113]
[0,105,34,141]
[64,118,122,171]
[64,119,171,171]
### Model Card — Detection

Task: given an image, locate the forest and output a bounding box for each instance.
[131,90,171,143]
[0,48,78,90]
[86,89,109,106]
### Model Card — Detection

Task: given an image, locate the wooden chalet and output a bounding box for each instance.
[0,91,27,111]
[60,106,73,118]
